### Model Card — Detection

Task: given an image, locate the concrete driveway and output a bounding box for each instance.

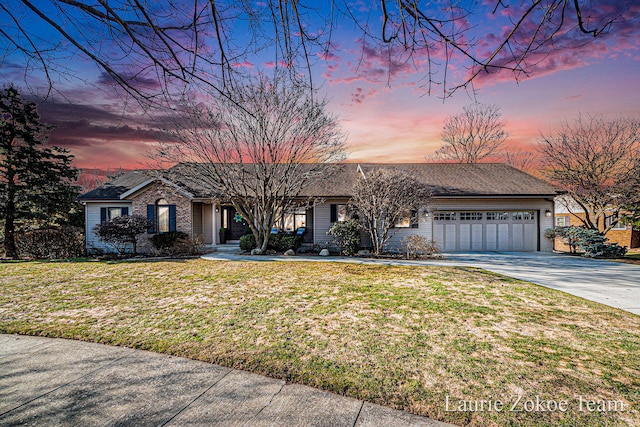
[431,252,640,315]
[203,251,640,315]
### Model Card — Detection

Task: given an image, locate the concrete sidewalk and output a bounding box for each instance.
[201,251,640,315]
[0,334,450,427]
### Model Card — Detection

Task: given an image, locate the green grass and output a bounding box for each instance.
[612,251,640,265]
[1,259,638,426]
[624,252,640,262]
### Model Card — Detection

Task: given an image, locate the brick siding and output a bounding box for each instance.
[129,181,193,253]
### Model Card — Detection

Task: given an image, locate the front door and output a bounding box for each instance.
[223,207,249,240]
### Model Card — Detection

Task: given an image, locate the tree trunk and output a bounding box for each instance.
[260,232,269,252]
[3,188,18,259]
[3,215,17,259]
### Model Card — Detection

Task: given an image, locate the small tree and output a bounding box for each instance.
[0,85,80,258]
[328,219,361,256]
[93,215,151,256]
[435,104,508,163]
[350,169,431,255]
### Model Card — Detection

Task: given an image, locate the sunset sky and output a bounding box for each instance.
[2,1,639,172]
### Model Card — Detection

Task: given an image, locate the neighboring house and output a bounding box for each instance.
[79,163,562,253]
[554,195,640,249]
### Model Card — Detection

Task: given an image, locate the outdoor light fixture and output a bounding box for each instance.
[545,209,552,217]
[215,207,220,213]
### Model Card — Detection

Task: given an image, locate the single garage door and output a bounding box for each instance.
[433,210,538,252]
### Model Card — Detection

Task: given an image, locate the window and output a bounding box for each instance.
[486,212,509,221]
[157,204,170,233]
[605,215,626,230]
[395,210,411,228]
[330,204,351,222]
[100,206,129,223]
[147,199,176,234]
[393,209,419,228]
[460,212,483,221]
[512,211,535,221]
[434,212,456,221]
[556,216,568,227]
[283,208,307,231]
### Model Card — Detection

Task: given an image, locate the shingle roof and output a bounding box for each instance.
[79,163,562,200]
[78,171,153,200]
[356,163,561,197]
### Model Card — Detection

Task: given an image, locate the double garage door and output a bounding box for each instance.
[433,211,538,252]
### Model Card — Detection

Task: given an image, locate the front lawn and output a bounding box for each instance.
[1,259,638,426]
[621,251,640,265]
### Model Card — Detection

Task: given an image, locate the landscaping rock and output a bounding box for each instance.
[250,248,263,255]
[284,249,295,256]
[319,249,330,257]
[357,249,371,256]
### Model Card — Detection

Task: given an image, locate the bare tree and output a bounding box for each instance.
[77,167,125,193]
[350,168,431,255]
[435,104,508,163]
[539,115,640,232]
[502,149,539,172]
[162,74,345,252]
[0,1,632,103]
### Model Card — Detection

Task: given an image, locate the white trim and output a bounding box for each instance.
[118,179,155,199]
[212,203,218,245]
[119,177,195,200]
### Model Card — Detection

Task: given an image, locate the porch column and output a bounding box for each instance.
[212,203,219,245]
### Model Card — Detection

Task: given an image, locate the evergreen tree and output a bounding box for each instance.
[0,86,80,258]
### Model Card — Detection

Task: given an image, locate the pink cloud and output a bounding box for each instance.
[232,61,254,68]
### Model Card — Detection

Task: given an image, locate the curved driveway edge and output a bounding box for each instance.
[0,334,452,427]
[202,251,640,315]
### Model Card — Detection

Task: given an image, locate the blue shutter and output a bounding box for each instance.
[169,205,177,232]
[411,209,419,228]
[147,204,155,234]
[100,207,107,223]
[121,207,129,216]
[330,204,337,222]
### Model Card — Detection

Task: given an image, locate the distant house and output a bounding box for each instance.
[554,196,640,249]
[79,163,562,254]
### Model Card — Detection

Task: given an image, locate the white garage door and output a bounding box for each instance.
[433,211,538,252]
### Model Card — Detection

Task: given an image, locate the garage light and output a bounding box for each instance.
[545,209,552,217]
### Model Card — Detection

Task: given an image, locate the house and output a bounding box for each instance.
[79,163,563,253]
[554,195,640,250]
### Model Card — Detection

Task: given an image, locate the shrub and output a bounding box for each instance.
[93,215,151,255]
[270,234,303,252]
[552,226,583,253]
[239,233,302,253]
[581,242,627,258]
[401,235,440,259]
[328,219,361,255]
[239,234,256,251]
[150,231,203,256]
[572,228,627,258]
[16,226,85,259]
[553,226,628,258]
[151,231,189,251]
